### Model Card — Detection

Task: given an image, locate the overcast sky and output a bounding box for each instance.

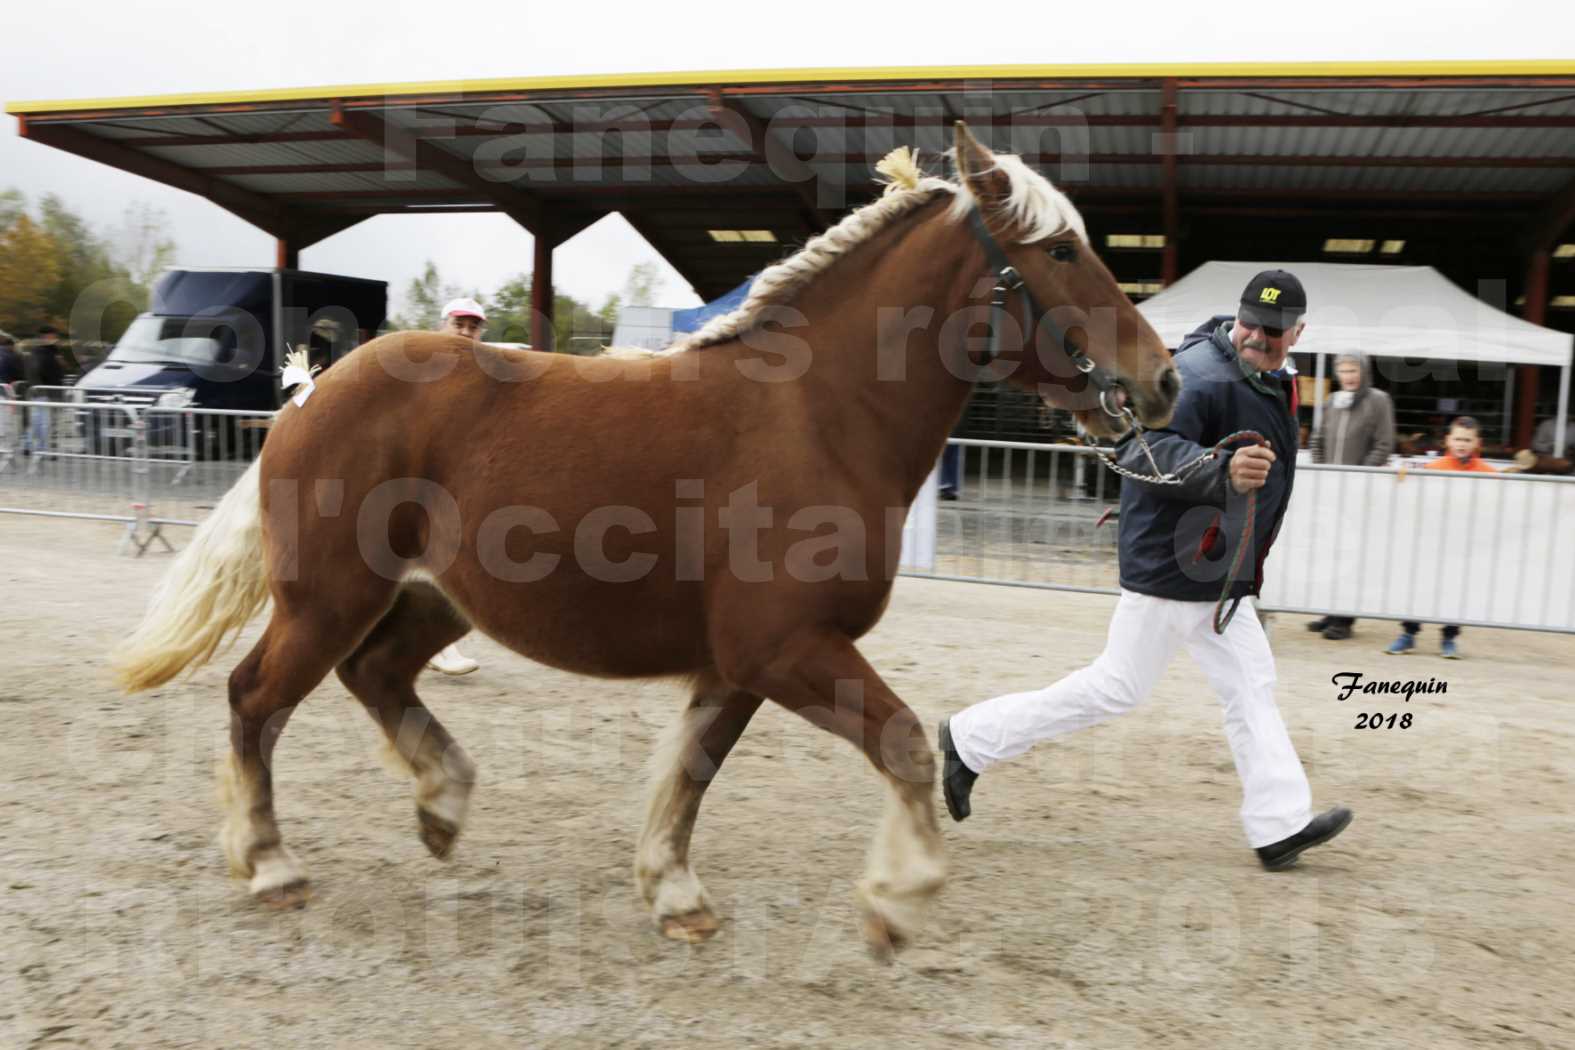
[3,0,1571,318]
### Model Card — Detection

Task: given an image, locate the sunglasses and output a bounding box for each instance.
[1242,319,1288,339]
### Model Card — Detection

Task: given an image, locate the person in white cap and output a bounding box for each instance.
[440,297,488,341]
[424,298,489,676]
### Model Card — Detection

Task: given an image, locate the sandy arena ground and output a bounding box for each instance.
[2,516,1572,1049]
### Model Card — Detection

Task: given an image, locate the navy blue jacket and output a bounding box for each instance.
[0,344,22,386]
[1114,316,1299,602]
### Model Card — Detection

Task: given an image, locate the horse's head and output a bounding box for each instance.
[950,122,1179,439]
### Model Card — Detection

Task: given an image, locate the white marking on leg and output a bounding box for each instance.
[216,753,309,897]
[216,754,258,878]
[385,729,476,826]
[415,749,475,829]
[637,703,715,923]
[858,778,947,944]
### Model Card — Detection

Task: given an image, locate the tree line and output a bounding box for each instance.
[0,184,670,355]
[0,189,177,346]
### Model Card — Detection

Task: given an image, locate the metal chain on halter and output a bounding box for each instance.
[1084,415,1271,633]
[1082,416,1263,487]
[1084,423,1213,485]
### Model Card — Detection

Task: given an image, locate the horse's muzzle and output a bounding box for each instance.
[1131,366,1181,430]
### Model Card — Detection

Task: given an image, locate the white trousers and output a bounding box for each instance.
[950,590,1311,848]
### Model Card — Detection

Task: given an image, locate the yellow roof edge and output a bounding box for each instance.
[9,60,1575,116]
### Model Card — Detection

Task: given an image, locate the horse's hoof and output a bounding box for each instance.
[418,808,461,860]
[255,878,312,909]
[659,908,721,943]
[855,886,917,963]
[248,848,308,907]
[857,906,909,963]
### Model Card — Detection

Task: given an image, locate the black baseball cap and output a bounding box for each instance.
[1237,269,1307,331]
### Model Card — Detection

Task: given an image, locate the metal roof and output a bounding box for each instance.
[10,63,1575,300]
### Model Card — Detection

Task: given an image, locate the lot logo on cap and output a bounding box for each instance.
[1259,287,1283,304]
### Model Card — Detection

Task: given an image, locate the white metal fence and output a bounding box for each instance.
[909,439,1575,634]
[0,382,19,455]
[914,439,1124,595]
[0,390,270,546]
[1262,462,1575,633]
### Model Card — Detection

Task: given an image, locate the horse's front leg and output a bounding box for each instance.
[723,629,945,959]
[638,670,764,942]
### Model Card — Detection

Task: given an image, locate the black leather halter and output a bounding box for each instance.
[965,205,1129,419]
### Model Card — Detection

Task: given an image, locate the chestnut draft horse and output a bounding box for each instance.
[115,123,1179,957]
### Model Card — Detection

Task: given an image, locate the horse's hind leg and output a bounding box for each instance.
[224,590,394,905]
[723,629,945,959]
[335,581,477,860]
[637,670,763,942]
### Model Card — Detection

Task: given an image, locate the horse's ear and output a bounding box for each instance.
[953,121,1011,212]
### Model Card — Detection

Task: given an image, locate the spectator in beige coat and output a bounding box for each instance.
[1306,351,1395,640]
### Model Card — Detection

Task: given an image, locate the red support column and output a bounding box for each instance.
[1159,79,1180,286]
[1514,249,1550,449]
[531,229,555,353]
[276,238,299,270]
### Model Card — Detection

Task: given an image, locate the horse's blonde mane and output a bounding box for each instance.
[659,145,1088,355]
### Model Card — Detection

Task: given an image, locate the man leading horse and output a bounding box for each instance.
[941,269,1354,872]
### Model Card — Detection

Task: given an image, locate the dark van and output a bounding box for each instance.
[75,268,386,456]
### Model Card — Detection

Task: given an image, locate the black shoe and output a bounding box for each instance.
[1256,807,1353,870]
[1305,617,1329,633]
[939,488,959,501]
[1321,623,1352,641]
[937,718,977,823]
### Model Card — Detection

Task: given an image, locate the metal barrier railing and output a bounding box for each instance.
[5,411,1574,632]
[917,438,1123,593]
[905,438,1575,634]
[1261,460,1575,633]
[0,397,272,544]
[0,383,20,462]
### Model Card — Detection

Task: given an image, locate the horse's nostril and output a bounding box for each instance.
[1159,367,1181,403]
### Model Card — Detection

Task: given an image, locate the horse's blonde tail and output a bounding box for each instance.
[114,458,271,693]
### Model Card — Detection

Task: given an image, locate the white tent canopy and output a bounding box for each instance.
[1137,261,1572,367]
[1137,260,1574,457]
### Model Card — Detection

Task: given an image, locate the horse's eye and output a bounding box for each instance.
[1048,243,1078,263]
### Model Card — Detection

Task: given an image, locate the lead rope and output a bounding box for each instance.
[1085,420,1269,634]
